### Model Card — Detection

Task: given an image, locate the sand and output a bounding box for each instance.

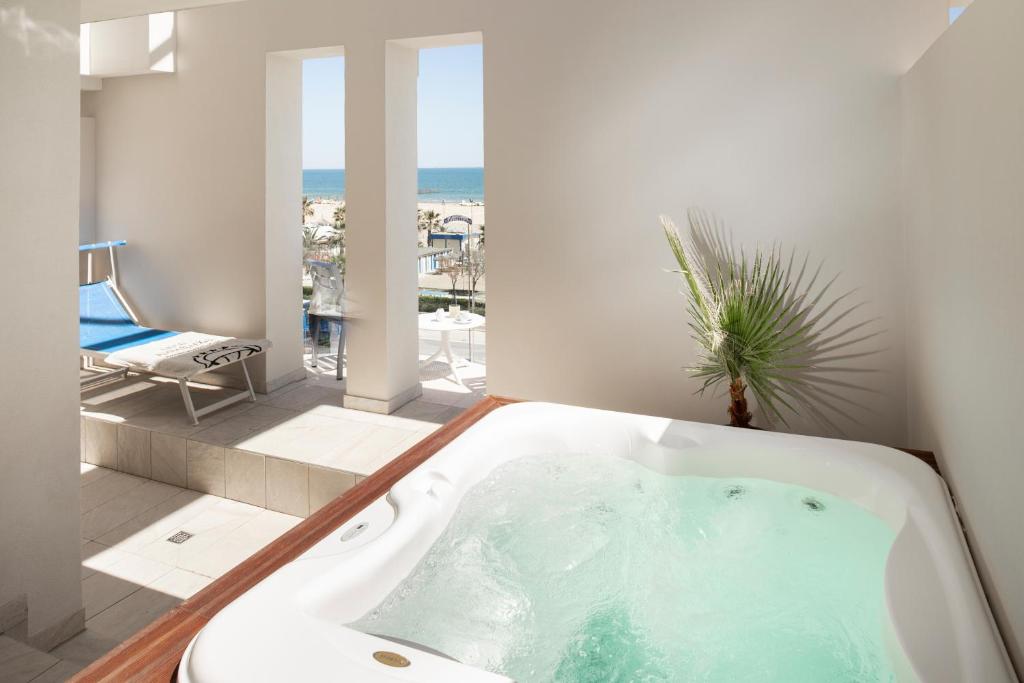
[418,200,485,229]
[305,198,485,229]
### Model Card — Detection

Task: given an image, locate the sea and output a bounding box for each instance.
[303,168,484,202]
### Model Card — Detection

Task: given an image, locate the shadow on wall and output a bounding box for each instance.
[0,6,79,56]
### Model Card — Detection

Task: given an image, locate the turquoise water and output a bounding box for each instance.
[303,168,483,202]
[350,454,898,682]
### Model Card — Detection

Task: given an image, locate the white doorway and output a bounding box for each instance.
[413,40,486,406]
[301,55,347,382]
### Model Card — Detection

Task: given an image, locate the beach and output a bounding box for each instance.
[418,200,486,229]
[306,198,485,229]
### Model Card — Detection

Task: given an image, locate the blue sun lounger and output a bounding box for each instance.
[80,241,271,425]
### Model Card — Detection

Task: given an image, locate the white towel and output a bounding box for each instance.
[106,332,271,378]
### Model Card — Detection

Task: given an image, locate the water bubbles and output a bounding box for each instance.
[351,455,893,682]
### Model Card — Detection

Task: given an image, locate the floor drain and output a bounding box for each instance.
[167,531,194,544]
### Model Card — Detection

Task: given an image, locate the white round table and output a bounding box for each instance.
[418,312,485,385]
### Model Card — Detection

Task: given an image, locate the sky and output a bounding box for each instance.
[302,44,483,169]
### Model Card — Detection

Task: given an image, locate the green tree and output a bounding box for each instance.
[333,202,346,230]
[417,209,440,231]
[417,209,440,248]
[331,203,347,274]
[438,254,464,303]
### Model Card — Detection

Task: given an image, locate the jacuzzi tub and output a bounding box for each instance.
[178,402,1016,682]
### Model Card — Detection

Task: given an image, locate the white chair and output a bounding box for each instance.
[305,260,346,380]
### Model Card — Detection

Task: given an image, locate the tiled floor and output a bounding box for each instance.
[0,463,304,682]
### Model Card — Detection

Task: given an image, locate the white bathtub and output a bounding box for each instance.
[178,402,1016,683]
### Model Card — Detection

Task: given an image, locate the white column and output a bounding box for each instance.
[0,0,84,649]
[264,52,305,391]
[342,39,421,413]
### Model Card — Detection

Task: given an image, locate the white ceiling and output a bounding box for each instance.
[81,0,247,23]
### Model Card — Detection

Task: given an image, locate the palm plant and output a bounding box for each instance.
[302,225,321,254]
[417,209,440,248]
[331,203,347,273]
[418,209,440,232]
[661,209,877,432]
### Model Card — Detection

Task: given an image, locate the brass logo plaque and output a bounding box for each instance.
[372,650,411,668]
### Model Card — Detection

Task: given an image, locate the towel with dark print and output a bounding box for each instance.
[192,342,266,369]
[106,332,272,378]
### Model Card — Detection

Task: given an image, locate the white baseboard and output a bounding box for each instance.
[26,608,85,651]
[343,384,422,414]
[1,601,84,652]
[263,367,307,395]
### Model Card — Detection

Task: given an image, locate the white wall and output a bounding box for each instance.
[483,1,945,443]
[903,0,1024,667]
[87,0,945,437]
[81,117,97,244]
[0,0,84,646]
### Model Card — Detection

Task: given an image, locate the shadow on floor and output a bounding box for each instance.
[4,464,307,681]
